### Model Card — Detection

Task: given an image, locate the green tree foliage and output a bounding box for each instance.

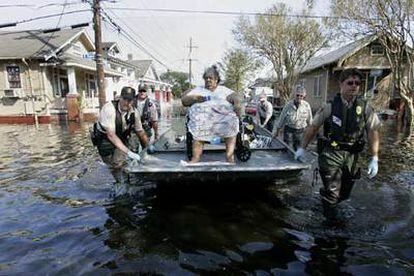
[160,71,192,98]
[233,3,329,102]
[329,0,414,139]
[218,48,262,92]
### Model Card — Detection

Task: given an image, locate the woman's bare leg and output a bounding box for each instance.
[189,140,204,163]
[225,136,236,163]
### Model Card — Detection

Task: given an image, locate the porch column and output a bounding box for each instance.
[66,67,81,121]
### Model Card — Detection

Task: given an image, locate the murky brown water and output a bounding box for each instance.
[0,118,413,274]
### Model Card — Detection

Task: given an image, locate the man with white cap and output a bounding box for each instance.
[257,93,274,132]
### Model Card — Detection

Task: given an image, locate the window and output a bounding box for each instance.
[6,66,22,88]
[371,44,384,56]
[85,73,97,98]
[313,75,322,97]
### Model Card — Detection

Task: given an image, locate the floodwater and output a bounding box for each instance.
[0,118,413,274]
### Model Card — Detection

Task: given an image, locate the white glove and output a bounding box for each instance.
[294,147,305,161]
[127,150,141,162]
[147,145,156,154]
[367,155,378,179]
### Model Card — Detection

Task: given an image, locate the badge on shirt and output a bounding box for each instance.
[332,115,342,126]
[356,106,362,115]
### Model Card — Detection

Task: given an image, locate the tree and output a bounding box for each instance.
[233,3,329,102]
[218,48,262,92]
[329,0,414,140]
[160,71,192,98]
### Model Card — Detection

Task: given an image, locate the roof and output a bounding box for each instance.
[59,53,123,77]
[129,59,153,78]
[0,28,86,59]
[102,42,120,53]
[300,36,377,73]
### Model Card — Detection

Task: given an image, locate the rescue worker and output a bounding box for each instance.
[275,86,313,150]
[257,93,274,132]
[135,86,159,143]
[91,86,148,168]
[295,68,380,217]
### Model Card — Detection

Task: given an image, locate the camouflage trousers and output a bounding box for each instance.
[318,147,357,206]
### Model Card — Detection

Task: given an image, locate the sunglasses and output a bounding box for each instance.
[346,80,361,86]
[138,90,147,93]
[296,94,304,98]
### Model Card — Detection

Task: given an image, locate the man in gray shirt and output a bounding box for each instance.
[275,86,313,150]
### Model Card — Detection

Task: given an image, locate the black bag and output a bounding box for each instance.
[90,122,103,146]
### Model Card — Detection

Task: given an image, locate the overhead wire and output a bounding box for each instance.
[0,9,91,29]
[32,0,69,56]
[99,8,170,69]
[101,6,170,63]
[105,7,344,20]
[139,0,184,59]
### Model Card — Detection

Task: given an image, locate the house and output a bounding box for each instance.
[249,78,276,98]
[0,28,124,123]
[0,28,172,124]
[297,36,397,112]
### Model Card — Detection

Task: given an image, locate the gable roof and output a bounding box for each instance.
[129,59,154,78]
[0,28,89,59]
[300,36,377,74]
[102,42,120,53]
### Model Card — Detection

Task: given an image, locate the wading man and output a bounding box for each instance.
[92,86,148,168]
[135,86,159,143]
[275,86,312,150]
[295,69,380,217]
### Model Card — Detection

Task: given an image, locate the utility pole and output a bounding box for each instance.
[93,0,106,109]
[186,37,198,86]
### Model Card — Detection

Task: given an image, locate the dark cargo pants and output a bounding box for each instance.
[318,147,357,206]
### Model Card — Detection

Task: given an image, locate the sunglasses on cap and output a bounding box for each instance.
[346,80,361,86]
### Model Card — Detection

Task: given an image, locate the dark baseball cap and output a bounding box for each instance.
[120,86,135,100]
[138,85,148,93]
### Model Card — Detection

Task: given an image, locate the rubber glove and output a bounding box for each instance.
[294,147,305,161]
[147,145,156,154]
[367,155,378,179]
[127,150,141,162]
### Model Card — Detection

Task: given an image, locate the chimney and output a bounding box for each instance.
[127,53,133,61]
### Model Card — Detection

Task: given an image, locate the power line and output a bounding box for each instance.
[0,9,91,29]
[99,9,170,69]
[106,7,344,20]
[138,0,184,58]
[32,0,69,56]
[101,6,170,64]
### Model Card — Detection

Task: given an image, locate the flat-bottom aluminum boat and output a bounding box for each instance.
[124,123,310,184]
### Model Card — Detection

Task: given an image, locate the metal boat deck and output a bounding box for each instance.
[124,126,310,184]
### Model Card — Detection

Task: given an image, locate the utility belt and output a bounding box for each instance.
[90,122,105,146]
[284,125,305,133]
[317,137,365,154]
[90,122,130,157]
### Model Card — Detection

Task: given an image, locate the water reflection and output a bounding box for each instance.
[0,119,413,274]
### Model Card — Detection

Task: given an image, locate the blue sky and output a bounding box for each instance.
[0,0,330,85]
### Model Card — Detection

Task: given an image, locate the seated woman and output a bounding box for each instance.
[181,65,242,163]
